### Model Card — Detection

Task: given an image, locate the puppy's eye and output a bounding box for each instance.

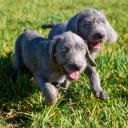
[61,48,68,53]
[101,19,105,23]
[86,21,92,25]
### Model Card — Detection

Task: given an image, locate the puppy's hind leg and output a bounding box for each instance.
[12,37,24,81]
[13,54,19,77]
[12,53,23,81]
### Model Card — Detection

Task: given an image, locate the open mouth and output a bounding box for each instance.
[66,71,79,80]
[88,41,101,49]
[63,64,80,80]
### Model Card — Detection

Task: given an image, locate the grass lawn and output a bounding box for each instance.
[0,0,128,127]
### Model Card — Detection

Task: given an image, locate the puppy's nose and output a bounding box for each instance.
[95,32,105,39]
[69,63,82,71]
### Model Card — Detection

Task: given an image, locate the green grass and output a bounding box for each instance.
[0,0,128,127]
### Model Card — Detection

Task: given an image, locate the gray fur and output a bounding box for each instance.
[42,8,118,44]
[42,8,118,99]
[13,29,96,105]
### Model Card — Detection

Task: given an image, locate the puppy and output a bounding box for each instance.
[13,29,96,105]
[42,8,118,99]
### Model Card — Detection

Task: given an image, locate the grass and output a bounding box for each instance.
[0,0,128,127]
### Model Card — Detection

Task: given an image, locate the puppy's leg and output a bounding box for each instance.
[12,53,23,81]
[13,37,24,79]
[35,76,58,105]
[85,65,108,99]
[60,80,70,89]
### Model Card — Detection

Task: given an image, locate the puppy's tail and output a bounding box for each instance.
[41,24,56,29]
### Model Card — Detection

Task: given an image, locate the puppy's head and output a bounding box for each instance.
[49,31,96,80]
[66,8,118,52]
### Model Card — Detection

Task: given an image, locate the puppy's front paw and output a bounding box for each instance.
[44,97,57,106]
[94,90,109,100]
[43,84,58,106]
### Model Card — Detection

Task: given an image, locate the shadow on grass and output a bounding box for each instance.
[0,52,37,127]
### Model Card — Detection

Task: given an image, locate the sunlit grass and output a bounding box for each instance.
[0,0,128,127]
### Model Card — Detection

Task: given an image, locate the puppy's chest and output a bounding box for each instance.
[46,71,67,84]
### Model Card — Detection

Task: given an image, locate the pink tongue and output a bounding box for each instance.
[69,71,79,80]
[90,42,100,49]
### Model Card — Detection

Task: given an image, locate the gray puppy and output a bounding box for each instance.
[42,8,118,99]
[13,29,96,105]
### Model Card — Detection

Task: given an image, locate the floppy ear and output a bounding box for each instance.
[97,9,118,43]
[49,39,57,60]
[66,11,84,34]
[105,20,118,42]
[49,35,64,68]
[85,45,96,67]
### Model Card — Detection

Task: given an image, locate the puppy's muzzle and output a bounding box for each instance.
[68,63,83,71]
[63,61,84,81]
[93,32,106,41]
